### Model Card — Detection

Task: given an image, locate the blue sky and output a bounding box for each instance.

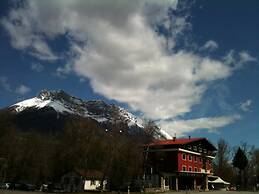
[0,0,259,147]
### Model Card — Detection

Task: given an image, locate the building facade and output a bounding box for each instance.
[143,137,217,191]
[61,169,107,192]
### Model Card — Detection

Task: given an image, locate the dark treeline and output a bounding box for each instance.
[213,138,259,190]
[0,111,158,190]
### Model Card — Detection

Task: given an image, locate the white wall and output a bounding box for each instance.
[84,180,107,191]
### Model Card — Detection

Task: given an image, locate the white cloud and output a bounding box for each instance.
[2,0,254,136]
[223,50,235,65]
[31,63,44,72]
[239,51,257,63]
[201,40,218,51]
[223,50,256,69]
[15,84,31,95]
[159,115,241,136]
[79,78,86,83]
[240,99,252,112]
[56,63,72,77]
[0,76,12,92]
[1,2,59,61]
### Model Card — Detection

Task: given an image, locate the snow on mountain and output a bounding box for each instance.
[10,90,172,139]
[13,97,74,114]
[11,90,144,128]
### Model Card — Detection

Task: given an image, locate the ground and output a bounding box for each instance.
[1,190,259,194]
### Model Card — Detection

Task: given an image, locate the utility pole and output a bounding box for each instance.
[142,145,149,192]
[0,158,7,183]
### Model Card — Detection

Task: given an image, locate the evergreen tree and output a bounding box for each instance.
[233,147,248,189]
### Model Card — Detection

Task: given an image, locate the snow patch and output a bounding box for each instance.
[13,97,74,114]
[94,117,108,122]
[160,129,172,139]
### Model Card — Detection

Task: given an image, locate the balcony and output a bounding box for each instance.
[200,169,212,174]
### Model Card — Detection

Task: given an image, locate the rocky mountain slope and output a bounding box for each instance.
[5,90,170,138]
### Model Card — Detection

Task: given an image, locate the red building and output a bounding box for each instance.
[143,137,217,191]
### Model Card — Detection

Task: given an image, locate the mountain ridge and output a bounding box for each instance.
[6,90,171,139]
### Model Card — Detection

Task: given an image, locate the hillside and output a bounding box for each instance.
[0,90,169,139]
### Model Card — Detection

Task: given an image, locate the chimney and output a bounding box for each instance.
[189,135,191,140]
[173,133,176,141]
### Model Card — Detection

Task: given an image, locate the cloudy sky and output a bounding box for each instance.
[1,0,259,146]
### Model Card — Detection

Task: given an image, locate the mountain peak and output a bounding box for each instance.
[8,90,171,139]
[10,90,146,130]
[38,90,73,101]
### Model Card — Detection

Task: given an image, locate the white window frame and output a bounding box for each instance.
[189,155,192,161]
[189,166,192,172]
[182,153,186,160]
[182,165,186,171]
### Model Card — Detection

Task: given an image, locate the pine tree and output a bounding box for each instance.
[233,147,248,189]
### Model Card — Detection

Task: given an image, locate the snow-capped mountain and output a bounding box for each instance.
[6,90,170,139]
[10,90,144,128]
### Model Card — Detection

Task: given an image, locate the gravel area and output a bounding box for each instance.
[1,190,259,194]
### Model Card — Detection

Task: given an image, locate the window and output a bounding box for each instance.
[189,166,192,172]
[165,177,169,186]
[182,165,186,171]
[194,167,198,172]
[64,177,69,184]
[194,156,197,162]
[182,153,186,160]
[90,180,95,185]
[189,155,192,161]
[203,149,207,153]
[193,146,197,151]
[199,157,202,163]
[74,178,79,186]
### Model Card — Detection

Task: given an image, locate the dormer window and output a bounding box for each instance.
[193,146,197,151]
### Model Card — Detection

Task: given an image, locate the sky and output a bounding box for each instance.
[0,0,259,147]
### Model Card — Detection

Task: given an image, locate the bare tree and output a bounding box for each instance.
[213,139,235,182]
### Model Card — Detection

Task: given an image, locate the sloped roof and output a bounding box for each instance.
[75,169,104,179]
[209,177,230,185]
[147,137,204,146]
[145,137,217,150]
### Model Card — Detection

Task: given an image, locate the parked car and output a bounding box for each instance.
[7,182,35,191]
[0,183,11,189]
